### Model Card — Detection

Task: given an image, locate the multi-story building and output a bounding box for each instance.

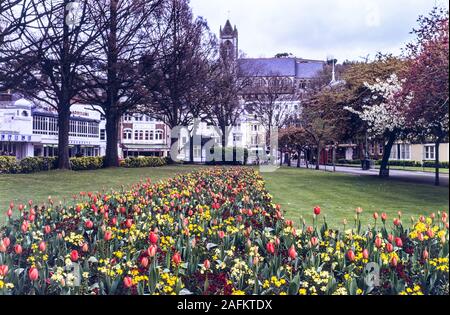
[118,113,170,158]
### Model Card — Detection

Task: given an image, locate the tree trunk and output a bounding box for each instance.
[189,135,194,164]
[57,107,71,169]
[435,140,440,186]
[379,133,396,178]
[287,153,291,167]
[104,111,120,167]
[297,150,301,168]
[316,142,321,170]
[279,150,283,166]
[221,125,226,163]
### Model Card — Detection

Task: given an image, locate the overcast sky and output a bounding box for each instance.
[190,0,449,62]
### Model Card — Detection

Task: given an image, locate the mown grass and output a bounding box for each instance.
[1,165,448,228]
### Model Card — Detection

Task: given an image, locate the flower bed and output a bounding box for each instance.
[0,168,448,295]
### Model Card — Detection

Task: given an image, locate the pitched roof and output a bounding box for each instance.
[238,58,324,78]
[221,20,236,37]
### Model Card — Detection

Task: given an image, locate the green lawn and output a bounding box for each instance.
[338,164,449,174]
[1,165,448,229]
[0,165,203,225]
[261,167,449,228]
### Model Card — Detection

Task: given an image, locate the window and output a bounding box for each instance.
[123,129,132,140]
[233,134,242,143]
[134,114,143,121]
[251,135,258,146]
[252,125,259,132]
[194,145,201,158]
[390,143,411,160]
[100,129,106,140]
[155,130,163,141]
[425,145,435,160]
[123,114,132,122]
[378,144,383,155]
[144,130,150,141]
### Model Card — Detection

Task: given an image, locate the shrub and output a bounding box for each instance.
[423,161,449,169]
[19,156,58,173]
[0,168,448,295]
[337,159,361,165]
[0,156,19,174]
[69,156,104,171]
[122,156,167,168]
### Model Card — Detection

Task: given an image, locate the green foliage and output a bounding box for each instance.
[122,156,167,168]
[69,157,105,171]
[0,156,19,174]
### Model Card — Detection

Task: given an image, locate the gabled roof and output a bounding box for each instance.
[238,58,324,78]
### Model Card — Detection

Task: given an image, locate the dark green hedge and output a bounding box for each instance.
[0,156,167,174]
[206,147,249,165]
[121,156,167,168]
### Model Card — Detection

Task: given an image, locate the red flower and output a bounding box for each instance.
[363,249,369,260]
[44,225,51,234]
[395,237,403,247]
[426,229,434,238]
[81,243,89,253]
[172,252,182,265]
[373,212,379,220]
[203,259,211,270]
[266,242,275,254]
[147,245,157,257]
[310,236,319,247]
[390,256,398,267]
[6,208,12,217]
[347,250,356,262]
[125,219,133,229]
[386,243,394,253]
[85,220,94,229]
[381,213,387,222]
[149,232,158,244]
[28,267,39,281]
[218,231,225,239]
[313,206,321,216]
[375,236,383,248]
[104,231,113,241]
[2,237,10,248]
[70,250,79,262]
[38,241,46,252]
[123,276,133,288]
[141,257,149,268]
[393,218,401,226]
[422,249,429,260]
[14,244,23,255]
[0,265,8,277]
[288,245,297,259]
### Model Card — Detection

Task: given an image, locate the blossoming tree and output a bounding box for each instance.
[345,73,413,177]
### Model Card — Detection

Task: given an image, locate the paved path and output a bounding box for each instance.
[287,163,449,187]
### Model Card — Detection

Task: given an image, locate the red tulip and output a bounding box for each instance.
[373,212,379,220]
[355,207,363,214]
[363,249,369,260]
[104,230,112,241]
[419,215,426,223]
[125,219,133,228]
[393,218,401,226]
[386,243,394,253]
[9,202,14,209]
[395,237,403,247]
[266,242,275,254]
[38,241,46,252]
[21,221,29,233]
[2,237,10,248]
[18,204,24,212]
[81,243,89,253]
[218,231,225,239]
[75,205,82,213]
[28,200,33,206]
[70,250,79,262]
[422,249,429,260]
[0,243,5,253]
[426,229,434,238]
[28,267,39,281]
[85,220,94,229]
[14,244,23,255]
[147,245,157,257]
[123,276,133,288]
[306,226,314,234]
[172,252,182,265]
[390,256,398,267]
[347,250,355,262]
[203,259,211,270]
[141,257,149,268]
[0,265,8,277]
[381,213,387,222]
[388,234,394,243]
[6,208,12,217]
[288,245,297,259]
[313,206,321,216]
[44,225,51,234]
[417,233,424,241]
[149,232,158,244]
[310,236,319,247]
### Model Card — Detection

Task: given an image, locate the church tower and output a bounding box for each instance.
[220,20,238,61]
